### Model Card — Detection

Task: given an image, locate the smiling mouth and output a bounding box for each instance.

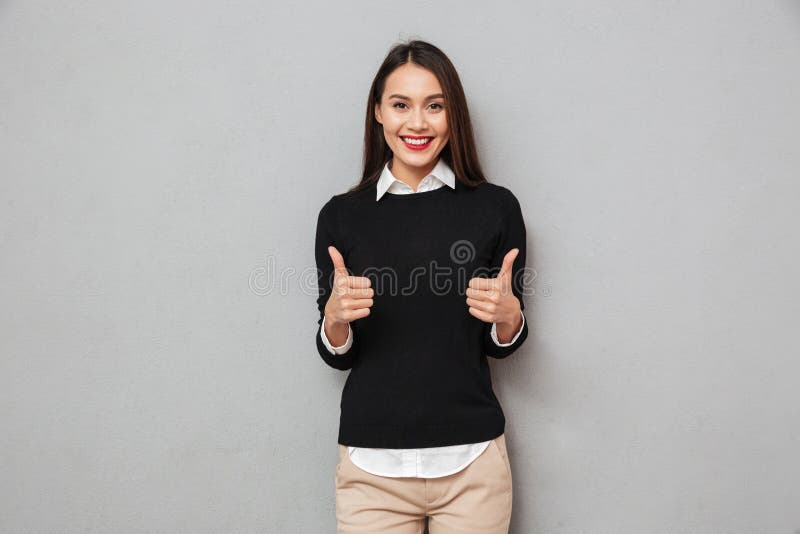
[400,136,434,148]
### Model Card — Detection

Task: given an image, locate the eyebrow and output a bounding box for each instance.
[387,93,445,101]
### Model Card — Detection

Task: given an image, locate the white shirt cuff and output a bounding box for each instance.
[490,310,526,347]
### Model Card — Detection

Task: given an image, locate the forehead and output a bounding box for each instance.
[383,63,443,99]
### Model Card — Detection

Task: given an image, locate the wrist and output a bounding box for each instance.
[497,317,521,332]
[501,306,522,329]
[324,315,350,346]
[325,313,346,327]
[495,310,522,341]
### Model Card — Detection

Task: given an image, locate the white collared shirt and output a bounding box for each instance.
[321,159,525,477]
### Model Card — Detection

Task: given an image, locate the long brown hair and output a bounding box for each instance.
[345,39,489,197]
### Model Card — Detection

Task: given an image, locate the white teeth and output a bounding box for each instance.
[402,137,432,145]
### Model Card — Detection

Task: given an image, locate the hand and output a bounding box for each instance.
[466,248,522,331]
[324,246,373,330]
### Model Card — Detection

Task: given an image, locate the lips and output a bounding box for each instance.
[400,136,434,150]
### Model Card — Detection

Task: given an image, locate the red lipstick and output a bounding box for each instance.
[400,135,434,151]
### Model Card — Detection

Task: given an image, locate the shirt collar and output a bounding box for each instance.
[375,158,456,201]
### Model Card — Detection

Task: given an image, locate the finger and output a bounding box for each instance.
[340,275,371,289]
[328,246,349,279]
[466,297,496,314]
[468,276,500,291]
[465,287,497,302]
[467,306,492,323]
[342,287,374,298]
[344,307,371,322]
[333,275,371,298]
[333,275,369,293]
[344,297,374,310]
[498,248,519,280]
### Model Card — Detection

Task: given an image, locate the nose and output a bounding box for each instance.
[406,108,428,131]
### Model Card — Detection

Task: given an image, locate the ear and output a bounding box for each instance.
[374,102,382,124]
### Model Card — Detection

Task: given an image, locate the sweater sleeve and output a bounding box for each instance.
[315,199,360,370]
[483,188,529,359]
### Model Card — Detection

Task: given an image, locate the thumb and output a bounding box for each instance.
[497,248,519,281]
[328,246,349,278]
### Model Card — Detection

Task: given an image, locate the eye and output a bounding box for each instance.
[391,102,444,111]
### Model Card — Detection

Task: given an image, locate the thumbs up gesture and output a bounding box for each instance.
[324,246,374,332]
[466,248,523,338]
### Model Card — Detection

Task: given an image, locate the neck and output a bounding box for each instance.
[390,158,436,192]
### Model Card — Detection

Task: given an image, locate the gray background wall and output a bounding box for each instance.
[1,1,799,533]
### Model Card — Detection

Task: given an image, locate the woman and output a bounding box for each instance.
[314,39,529,534]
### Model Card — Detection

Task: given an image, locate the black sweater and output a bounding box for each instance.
[314,179,529,448]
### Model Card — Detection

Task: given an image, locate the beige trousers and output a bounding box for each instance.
[335,434,513,534]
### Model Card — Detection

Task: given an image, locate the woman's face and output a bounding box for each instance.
[374,63,449,172]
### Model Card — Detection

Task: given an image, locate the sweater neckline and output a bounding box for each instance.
[380,184,453,200]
